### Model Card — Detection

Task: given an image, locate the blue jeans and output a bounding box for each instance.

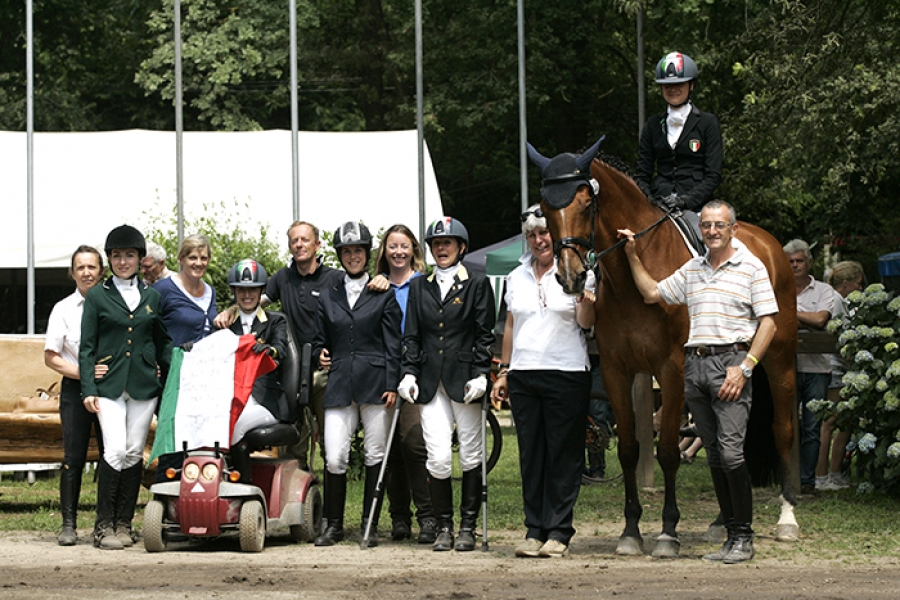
[797,372,829,487]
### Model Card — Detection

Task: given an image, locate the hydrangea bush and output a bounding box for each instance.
[809,283,900,493]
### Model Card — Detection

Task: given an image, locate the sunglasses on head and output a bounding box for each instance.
[520,208,544,222]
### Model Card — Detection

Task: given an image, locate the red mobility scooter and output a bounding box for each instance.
[143,318,321,552]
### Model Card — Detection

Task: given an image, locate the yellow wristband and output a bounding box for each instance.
[746,352,759,365]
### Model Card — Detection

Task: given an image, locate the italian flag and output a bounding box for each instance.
[149,329,277,463]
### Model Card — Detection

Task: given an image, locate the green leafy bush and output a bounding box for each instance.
[810,283,900,494]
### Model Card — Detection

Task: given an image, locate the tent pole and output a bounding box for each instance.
[290,0,300,221]
[517,0,528,255]
[174,0,184,247]
[415,0,425,245]
[26,0,35,334]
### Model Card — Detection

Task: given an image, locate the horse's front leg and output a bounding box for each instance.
[652,370,684,558]
[606,373,644,555]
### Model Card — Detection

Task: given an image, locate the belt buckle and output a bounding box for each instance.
[695,345,708,357]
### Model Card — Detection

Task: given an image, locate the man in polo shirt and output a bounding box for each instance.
[783,239,835,495]
[617,200,778,564]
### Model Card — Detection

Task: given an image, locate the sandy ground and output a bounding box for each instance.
[2,525,899,600]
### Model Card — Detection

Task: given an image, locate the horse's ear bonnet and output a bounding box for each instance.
[526,136,605,209]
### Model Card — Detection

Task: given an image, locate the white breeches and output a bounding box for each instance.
[97,392,158,471]
[231,396,278,445]
[420,383,482,479]
[323,402,392,474]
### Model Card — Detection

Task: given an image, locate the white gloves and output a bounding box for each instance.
[463,374,488,404]
[398,374,418,403]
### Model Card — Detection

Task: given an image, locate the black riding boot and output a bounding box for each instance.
[429,476,454,551]
[455,468,482,551]
[93,460,123,550]
[361,463,384,547]
[114,461,143,547]
[723,464,755,564]
[315,471,346,546]
[58,465,82,546]
[230,439,254,485]
[703,467,735,561]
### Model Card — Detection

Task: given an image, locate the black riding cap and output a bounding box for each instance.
[526,136,605,209]
[104,224,146,259]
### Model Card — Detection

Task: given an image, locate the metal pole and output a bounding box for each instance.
[290,0,300,221]
[636,3,646,140]
[26,0,35,334]
[174,0,185,247]
[517,0,528,254]
[415,0,425,244]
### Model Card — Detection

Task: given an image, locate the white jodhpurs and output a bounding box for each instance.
[420,383,483,480]
[96,392,157,471]
[323,402,393,475]
[231,396,278,445]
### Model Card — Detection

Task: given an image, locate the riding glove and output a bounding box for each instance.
[398,374,418,403]
[463,375,487,404]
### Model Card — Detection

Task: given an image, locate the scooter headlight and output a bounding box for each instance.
[183,462,200,482]
[201,463,219,482]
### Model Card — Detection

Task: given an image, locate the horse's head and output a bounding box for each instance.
[526,137,604,294]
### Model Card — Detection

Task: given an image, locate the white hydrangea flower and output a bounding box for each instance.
[858,432,877,453]
[888,442,900,460]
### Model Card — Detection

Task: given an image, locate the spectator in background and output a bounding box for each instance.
[141,241,172,285]
[784,239,836,495]
[817,260,865,491]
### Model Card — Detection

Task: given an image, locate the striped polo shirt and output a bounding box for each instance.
[657,237,778,347]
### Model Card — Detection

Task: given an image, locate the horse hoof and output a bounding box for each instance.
[615,536,644,556]
[775,523,800,543]
[702,524,727,543]
[651,533,680,558]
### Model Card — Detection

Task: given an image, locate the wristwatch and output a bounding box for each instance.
[740,364,753,379]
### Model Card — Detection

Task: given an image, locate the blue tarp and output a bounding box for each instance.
[878,251,900,278]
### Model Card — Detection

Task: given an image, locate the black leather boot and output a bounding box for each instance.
[361,464,384,547]
[114,461,143,547]
[315,471,346,546]
[93,460,123,550]
[703,467,735,561]
[723,464,755,564]
[58,465,81,546]
[429,476,454,551]
[230,439,254,485]
[455,468,481,551]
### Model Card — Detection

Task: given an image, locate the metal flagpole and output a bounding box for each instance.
[174,0,184,247]
[415,0,425,245]
[517,0,528,254]
[290,0,300,221]
[26,0,35,334]
[636,2,646,140]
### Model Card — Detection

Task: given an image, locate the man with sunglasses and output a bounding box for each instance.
[617,200,778,564]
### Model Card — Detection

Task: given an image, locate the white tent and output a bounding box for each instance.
[1,129,444,268]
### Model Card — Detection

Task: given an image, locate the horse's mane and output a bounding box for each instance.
[596,152,635,179]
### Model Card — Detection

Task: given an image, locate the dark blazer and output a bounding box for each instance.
[313,280,402,408]
[635,104,723,211]
[229,309,294,423]
[401,265,495,404]
[79,276,172,400]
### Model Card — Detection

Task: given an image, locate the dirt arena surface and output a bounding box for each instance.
[2,527,898,600]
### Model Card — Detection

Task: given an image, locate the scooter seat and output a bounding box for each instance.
[243,423,301,450]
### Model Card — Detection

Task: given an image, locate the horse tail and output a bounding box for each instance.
[745,364,781,487]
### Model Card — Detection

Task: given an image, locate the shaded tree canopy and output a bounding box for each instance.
[2,0,898,278]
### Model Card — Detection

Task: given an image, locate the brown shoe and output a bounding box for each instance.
[515,538,543,558]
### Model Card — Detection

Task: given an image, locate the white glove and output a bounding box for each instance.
[463,374,487,404]
[398,374,418,403]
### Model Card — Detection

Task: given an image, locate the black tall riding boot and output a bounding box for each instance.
[455,468,482,551]
[315,471,346,546]
[723,464,755,564]
[114,461,144,547]
[58,465,82,546]
[429,476,454,551]
[93,460,123,550]
[361,463,384,547]
[230,439,254,485]
[703,467,735,561]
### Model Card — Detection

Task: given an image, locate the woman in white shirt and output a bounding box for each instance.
[44,245,105,546]
[490,205,596,558]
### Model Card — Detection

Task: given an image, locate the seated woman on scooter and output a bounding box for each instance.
[225,259,294,483]
[312,221,402,548]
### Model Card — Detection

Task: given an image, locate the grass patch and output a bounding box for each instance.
[3,413,900,560]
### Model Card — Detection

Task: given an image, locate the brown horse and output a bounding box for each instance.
[527,141,798,557]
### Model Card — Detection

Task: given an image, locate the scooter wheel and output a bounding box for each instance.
[240,500,266,552]
[143,499,167,553]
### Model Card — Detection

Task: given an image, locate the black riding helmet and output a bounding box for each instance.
[425,216,469,262]
[228,259,268,288]
[526,136,605,209]
[104,224,146,259]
